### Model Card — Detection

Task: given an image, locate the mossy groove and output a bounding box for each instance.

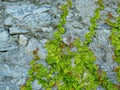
[105,2,120,88]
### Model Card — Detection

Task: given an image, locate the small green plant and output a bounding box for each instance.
[84,0,104,45]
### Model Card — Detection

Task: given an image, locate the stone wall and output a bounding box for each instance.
[0,0,119,90]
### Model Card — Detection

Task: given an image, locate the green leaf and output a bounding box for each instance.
[64,68,69,74]
[49,80,55,87]
[59,27,65,34]
[30,60,35,66]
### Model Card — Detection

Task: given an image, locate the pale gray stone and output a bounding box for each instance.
[41,26,53,32]
[4,17,13,26]
[39,39,48,47]
[19,35,27,46]
[32,5,52,14]
[32,80,42,90]
[6,86,9,90]
[75,0,96,26]
[90,29,118,84]
[23,12,52,31]
[5,3,55,33]
[6,4,52,21]
[97,86,105,90]
[31,0,51,5]
[16,78,26,86]
[62,32,76,45]
[25,38,47,59]
[0,31,9,41]
[9,26,28,34]
[6,4,35,21]
[0,45,18,52]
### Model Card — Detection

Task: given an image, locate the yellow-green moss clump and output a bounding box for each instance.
[21,0,118,90]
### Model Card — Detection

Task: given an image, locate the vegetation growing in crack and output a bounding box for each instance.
[84,0,117,89]
[105,2,120,88]
[20,0,118,90]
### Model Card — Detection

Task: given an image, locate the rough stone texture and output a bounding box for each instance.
[90,29,118,84]
[9,26,28,34]
[25,38,47,60]
[19,35,27,46]
[0,0,120,90]
[4,16,13,26]
[32,80,42,90]
[0,28,9,41]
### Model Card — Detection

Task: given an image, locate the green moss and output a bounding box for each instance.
[22,0,118,90]
[104,2,120,89]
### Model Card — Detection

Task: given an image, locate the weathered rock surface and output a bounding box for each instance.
[9,26,28,34]
[19,35,27,46]
[0,0,119,90]
[0,28,9,42]
[25,38,47,60]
